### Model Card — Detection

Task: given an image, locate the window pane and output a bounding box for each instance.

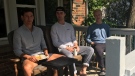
[44,0,58,26]
[0,0,7,38]
[63,0,71,23]
[16,0,35,5]
[17,7,36,27]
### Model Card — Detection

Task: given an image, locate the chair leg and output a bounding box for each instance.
[95,62,98,72]
[92,54,96,68]
[64,67,68,76]
[14,63,18,76]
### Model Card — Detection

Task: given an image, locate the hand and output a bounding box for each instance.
[66,46,74,52]
[44,50,49,59]
[22,54,38,62]
[74,45,80,52]
[27,56,38,62]
[44,50,49,56]
[91,42,95,46]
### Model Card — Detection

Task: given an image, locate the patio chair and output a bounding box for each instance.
[38,26,82,61]
[92,52,106,72]
[8,30,47,76]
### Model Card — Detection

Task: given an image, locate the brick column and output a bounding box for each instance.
[72,0,86,26]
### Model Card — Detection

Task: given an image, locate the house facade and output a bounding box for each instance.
[0,0,87,46]
[0,0,87,75]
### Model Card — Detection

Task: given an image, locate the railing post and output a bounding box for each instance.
[106,36,125,76]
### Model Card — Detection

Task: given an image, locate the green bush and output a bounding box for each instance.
[82,0,130,28]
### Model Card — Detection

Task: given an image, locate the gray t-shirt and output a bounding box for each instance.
[13,25,47,57]
[51,22,77,50]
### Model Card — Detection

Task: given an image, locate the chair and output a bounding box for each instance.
[8,26,83,76]
[92,52,106,72]
[8,30,47,76]
[38,26,59,53]
[38,26,82,61]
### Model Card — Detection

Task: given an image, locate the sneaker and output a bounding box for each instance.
[99,71,106,75]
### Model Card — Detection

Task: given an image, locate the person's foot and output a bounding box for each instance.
[80,70,87,76]
[80,74,87,76]
[99,71,106,75]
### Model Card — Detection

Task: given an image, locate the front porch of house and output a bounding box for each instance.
[1,26,135,76]
[0,0,135,76]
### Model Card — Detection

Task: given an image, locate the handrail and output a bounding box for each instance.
[73,26,135,54]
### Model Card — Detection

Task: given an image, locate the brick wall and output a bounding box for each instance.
[72,0,86,26]
[0,44,16,76]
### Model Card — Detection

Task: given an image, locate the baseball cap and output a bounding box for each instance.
[55,6,65,13]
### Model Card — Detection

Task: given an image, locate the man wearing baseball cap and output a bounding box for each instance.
[51,6,94,76]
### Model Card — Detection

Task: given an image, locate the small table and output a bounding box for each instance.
[41,57,77,76]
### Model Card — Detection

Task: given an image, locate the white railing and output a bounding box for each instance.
[74,26,135,76]
[74,26,135,54]
[106,36,125,76]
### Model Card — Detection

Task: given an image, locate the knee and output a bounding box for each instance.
[88,47,94,54]
[23,63,32,71]
[66,53,74,58]
[91,48,94,54]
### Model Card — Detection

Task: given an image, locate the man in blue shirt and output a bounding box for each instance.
[86,9,110,75]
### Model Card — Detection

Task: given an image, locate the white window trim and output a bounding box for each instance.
[0,0,45,46]
[58,0,63,6]
[16,4,36,8]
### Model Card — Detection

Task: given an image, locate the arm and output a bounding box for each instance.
[86,26,92,44]
[107,25,110,37]
[13,31,25,57]
[70,26,80,51]
[40,29,49,56]
[71,26,77,44]
[43,48,49,56]
[40,29,47,49]
[13,30,37,62]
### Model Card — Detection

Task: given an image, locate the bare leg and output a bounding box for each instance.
[80,65,87,75]
[53,69,58,76]
[23,59,38,76]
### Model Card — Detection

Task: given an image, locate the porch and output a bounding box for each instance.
[1,26,135,76]
[74,26,135,76]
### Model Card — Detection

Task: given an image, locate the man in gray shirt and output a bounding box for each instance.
[13,8,61,76]
[51,6,94,76]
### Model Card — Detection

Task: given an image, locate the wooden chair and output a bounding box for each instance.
[38,26,82,61]
[8,30,47,76]
[92,52,106,72]
[8,26,82,76]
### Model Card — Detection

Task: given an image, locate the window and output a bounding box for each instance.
[16,0,35,5]
[44,0,58,26]
[0,0,45,45]
[17,7,36,27]
[44,0,72,26]
[63,0,72,23]
[16,0,37,27]
[0,0,7,38]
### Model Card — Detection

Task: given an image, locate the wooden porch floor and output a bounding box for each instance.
[76,66,102,76]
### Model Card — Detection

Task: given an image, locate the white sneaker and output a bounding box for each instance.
[99,71,106,75]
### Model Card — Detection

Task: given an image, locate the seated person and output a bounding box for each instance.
[86,9,110,75]
[13,8,62,76]
[51,6,94,76]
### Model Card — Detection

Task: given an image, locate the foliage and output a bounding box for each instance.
[104,0,130,27]
[83,0,130,28]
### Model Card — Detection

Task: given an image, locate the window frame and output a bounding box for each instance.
[0,0,45,45]
[0,0,74,45]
